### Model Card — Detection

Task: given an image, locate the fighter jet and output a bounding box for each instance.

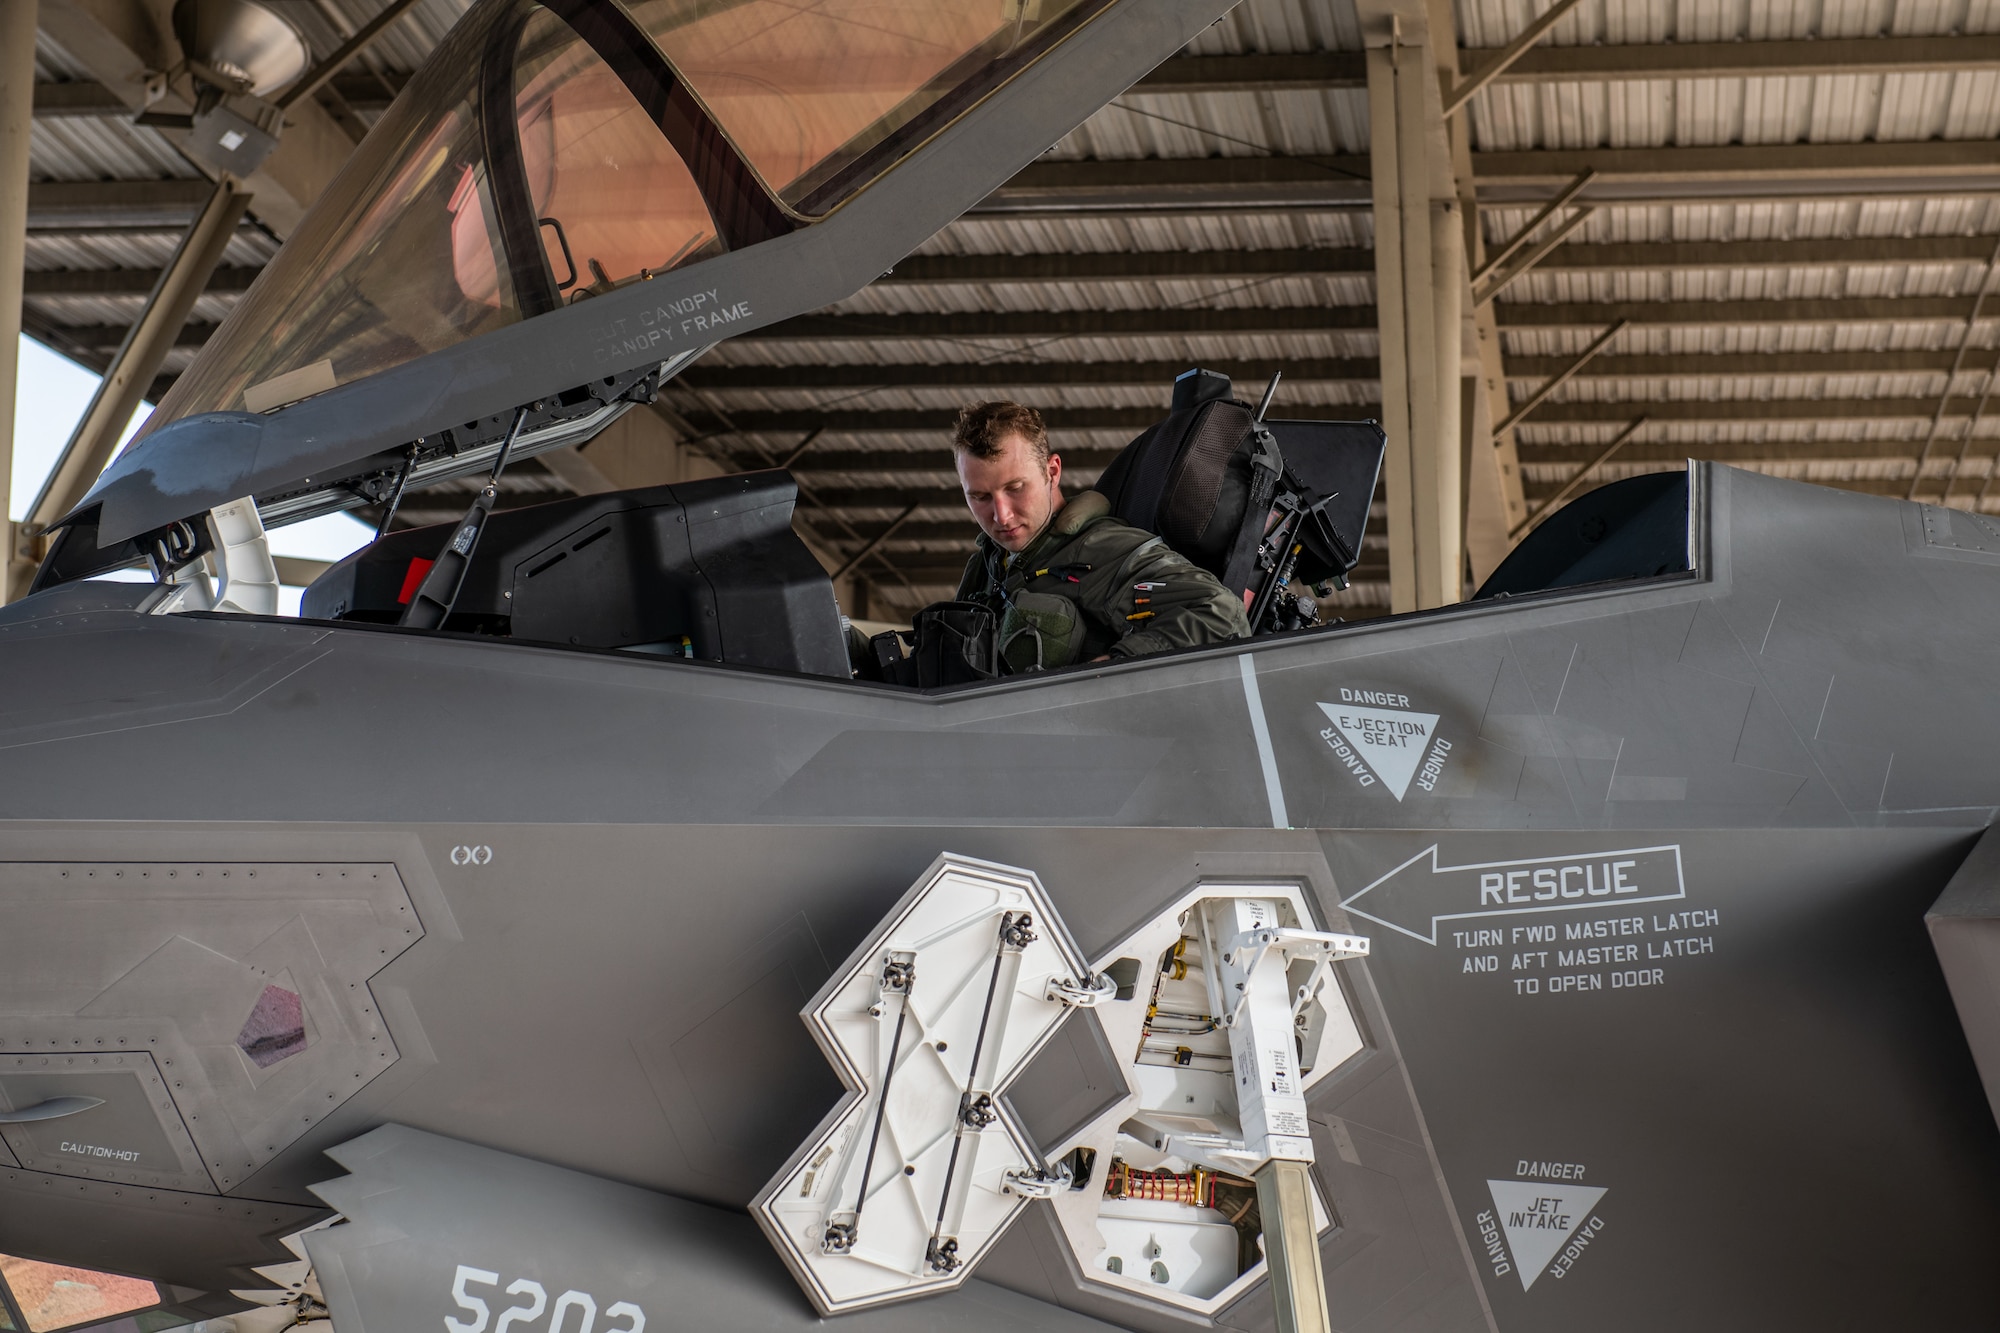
[2,2,1998,1333]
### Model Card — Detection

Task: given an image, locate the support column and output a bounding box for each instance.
[1429,0,1528,585]
[1429,199,1464,604]
[1366,27,1463,612]
[14,177,248,593]
[0,0,38,605]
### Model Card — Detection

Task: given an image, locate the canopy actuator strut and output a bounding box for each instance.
[399,406,529,630]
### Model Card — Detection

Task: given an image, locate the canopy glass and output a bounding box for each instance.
[144,0,1097,434]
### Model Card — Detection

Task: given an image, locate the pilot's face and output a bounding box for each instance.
[957,431,1064,554]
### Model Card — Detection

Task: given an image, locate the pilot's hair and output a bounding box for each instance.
[952,400,1051,464]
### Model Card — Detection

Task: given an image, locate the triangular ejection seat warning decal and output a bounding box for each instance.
[1485,1179,1608,1290]
[1317,702,1441,800]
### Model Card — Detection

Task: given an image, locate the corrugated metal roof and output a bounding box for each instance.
[1187,0,1361,56]
[30,118,198,182]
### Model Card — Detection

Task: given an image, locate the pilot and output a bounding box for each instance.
[951,400,1249,672]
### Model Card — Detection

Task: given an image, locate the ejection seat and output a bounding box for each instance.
[1094,367,1386,635]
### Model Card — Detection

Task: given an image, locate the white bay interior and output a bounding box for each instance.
[1046,883,1365,1315]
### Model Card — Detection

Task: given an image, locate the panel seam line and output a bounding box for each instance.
[1238,653,1289,830]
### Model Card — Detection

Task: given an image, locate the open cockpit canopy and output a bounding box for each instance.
[148,0,1110,430]
[48,0,1232,574]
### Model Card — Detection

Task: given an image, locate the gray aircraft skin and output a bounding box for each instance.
[4,3,2000,1333]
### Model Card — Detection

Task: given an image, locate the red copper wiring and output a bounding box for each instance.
[1104,1161,1214,1207]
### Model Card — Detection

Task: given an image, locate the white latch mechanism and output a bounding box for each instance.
[1001,1159,1074,1199]
[147,495,281,616]
[1045,973,1118,1008]
[1218,925,1370,1033]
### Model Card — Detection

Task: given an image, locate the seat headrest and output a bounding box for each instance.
[1055,489,1110,537]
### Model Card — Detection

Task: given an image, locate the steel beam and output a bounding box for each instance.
[1533,235,2000,271]
[1473,207,1594,306]
[24,266,263,296]
[681,345,2000,392]
[1516,438,1999,466]
[1442,0,1590,117]
[1035,140,2000,187]
[29,80,128,117]
[1,0,38,604]
[832,503,922,580]
[984,142,2000,212]
[273,0,427,110]
[682,359,1381,390]
[739,307,1381,341]
[1120,36,2000,92]
[1474,140,2000,186]
[24,181,250,541]
[739,295,2000,343]
[26,179,219,229]
[1910,234,2000,498]
[877,234,2000,285]
[33,73,408,119]
[670,389,2000,440]
[1514,473,2000,510]
[1495,297,2000,328]
[1507,348,1990,377]
[26,321,220,353]
[1496,34,2000,82]
[1133,52,1368,91]
[880,248,1376,283]
[1510,416,1648,539]
[1510,396,2000,426]
[1494,321,1627,437]
[1470,170,1593,285]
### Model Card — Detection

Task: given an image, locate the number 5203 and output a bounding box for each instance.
[445,1265,644,1333]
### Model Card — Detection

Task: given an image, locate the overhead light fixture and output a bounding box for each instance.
[171,0,309,97]
[167,0,309,174]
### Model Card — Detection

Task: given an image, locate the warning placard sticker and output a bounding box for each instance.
[1316,688,1452,800]
[1482,1174,1609,1291]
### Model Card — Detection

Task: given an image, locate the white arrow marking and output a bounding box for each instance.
[1339,844,1686,945]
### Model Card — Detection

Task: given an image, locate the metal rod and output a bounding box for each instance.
[833,503,921,582]
[1509,415,1649,539]
[0,1,36,604]
[1474,207,1596,306]
[1941,347,2000,507]
[490,405,529,482]
[1908,230,2000,501]
[1442,0,1591,117]
[1494,320,1628,439]
[25,178,250,536]
[1254,370,1284,422]
[373,446,418,539]
[1973,348,2000,513]
[275,0,428,110]
[1471,169,1595,287]
[778,426,826,470]
[928,924,1015,1264]
[851,998,911,1227]
[1977,426,2000,514]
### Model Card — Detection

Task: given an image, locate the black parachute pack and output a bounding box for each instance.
[1092,368,1386,633]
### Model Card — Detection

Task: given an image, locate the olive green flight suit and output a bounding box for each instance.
[953,490,1251,673]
